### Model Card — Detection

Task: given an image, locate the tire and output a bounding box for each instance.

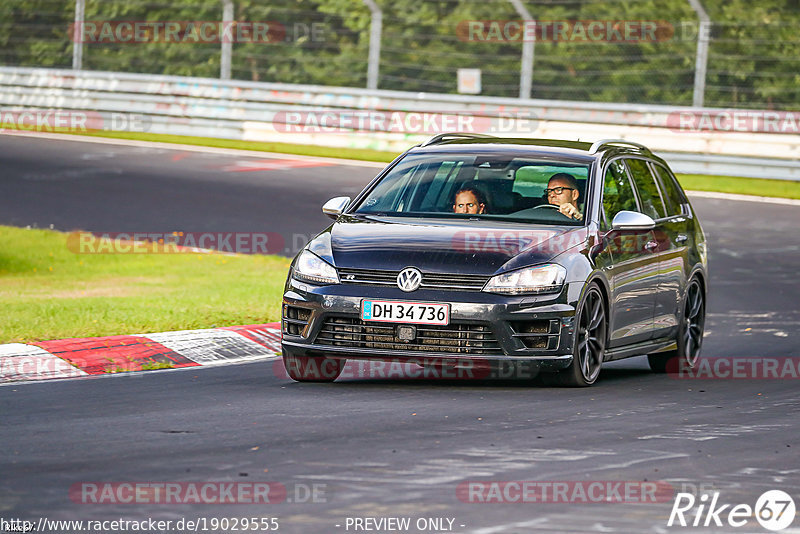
[555,283,607,387]
[648,278,705,374]
[282,347,344,382]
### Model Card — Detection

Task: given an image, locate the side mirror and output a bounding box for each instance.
[611,210,656,231]
[322,196,351,219]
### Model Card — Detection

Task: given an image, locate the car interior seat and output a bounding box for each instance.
[466,179,522,214]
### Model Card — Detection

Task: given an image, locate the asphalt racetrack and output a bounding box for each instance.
[1,134,799,533]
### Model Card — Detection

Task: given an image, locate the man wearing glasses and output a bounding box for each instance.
[545,173,583,221]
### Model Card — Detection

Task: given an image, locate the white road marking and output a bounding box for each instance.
[687,190,800,206]
[0,131,386,168]
[638,423,787,441]
[534,450,690,480]
[297,447,619,486]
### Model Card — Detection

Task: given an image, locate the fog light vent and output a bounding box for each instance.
[283,304,312,336]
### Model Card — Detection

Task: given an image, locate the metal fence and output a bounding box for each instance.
[2,0,800,110]
[2,66,799,180]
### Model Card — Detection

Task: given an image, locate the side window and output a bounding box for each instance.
[601,160,638,230]
[513,166,550,198]
[626,158,666,220]
[651,164,686,217]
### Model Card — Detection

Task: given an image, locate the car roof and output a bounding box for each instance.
[407,141,596,163]
[405,136,655,164]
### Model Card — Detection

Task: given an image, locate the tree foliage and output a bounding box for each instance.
[1,0,799,109]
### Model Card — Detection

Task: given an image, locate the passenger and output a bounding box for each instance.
[452,186,488,214]
[545,173,583,220]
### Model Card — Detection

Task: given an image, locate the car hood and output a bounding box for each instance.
[310,215,588,275]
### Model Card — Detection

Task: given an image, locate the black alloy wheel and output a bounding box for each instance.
[648,278,705,373]
[557,284,607,387]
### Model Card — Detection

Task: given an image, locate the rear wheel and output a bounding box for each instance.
[282,347,344,382]
[556,284,607,387]
[648,278,705,373]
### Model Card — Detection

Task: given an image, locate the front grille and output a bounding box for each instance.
[510,320,560,350]
[283,304,312,336]
[315,317,503,355]
[338,268,490,291]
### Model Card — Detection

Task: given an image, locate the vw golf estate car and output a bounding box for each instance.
[281,134,707,386]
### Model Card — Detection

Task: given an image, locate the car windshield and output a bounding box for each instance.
[353,152,591,225]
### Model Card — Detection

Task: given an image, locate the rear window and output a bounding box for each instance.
[626,158,666,220]
[353,153,591,225]
[651,164,686,217]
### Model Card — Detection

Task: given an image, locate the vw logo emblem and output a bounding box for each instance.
[397,267,422,292]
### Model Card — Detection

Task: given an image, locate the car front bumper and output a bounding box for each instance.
[281,277,582,371]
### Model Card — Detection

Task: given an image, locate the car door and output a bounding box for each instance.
[599,159,658,348]
[649,162,692,338]
[625,158,678,341]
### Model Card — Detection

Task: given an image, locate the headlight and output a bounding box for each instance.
[483,264,566,295]
[293,250,339,285]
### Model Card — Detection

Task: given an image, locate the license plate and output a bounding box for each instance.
[361,300,450,325]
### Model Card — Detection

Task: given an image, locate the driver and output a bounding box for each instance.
[545,173,583,221]
[452,186,487,214]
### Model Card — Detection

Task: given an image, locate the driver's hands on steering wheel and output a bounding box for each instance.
[557,202,583,221]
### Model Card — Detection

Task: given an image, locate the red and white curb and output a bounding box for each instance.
[0,323,281,384]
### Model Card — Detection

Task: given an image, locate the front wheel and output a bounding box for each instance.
[556,284,607,387]
[282,347,344,382]
[648,278,705,373]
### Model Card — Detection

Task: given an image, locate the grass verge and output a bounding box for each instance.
[676,174,800,200]
[0,225,290,344]
[42,129,800,199]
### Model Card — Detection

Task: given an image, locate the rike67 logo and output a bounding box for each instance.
[668,490,796,531]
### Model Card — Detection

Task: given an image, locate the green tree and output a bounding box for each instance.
[0,0,799,109]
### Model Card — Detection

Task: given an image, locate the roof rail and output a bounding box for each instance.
[420,132,497,147]
[588,139,651,155]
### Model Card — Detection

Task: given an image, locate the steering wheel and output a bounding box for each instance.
[530,202,579,220]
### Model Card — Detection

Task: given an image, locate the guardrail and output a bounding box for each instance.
[1,66,798,180]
